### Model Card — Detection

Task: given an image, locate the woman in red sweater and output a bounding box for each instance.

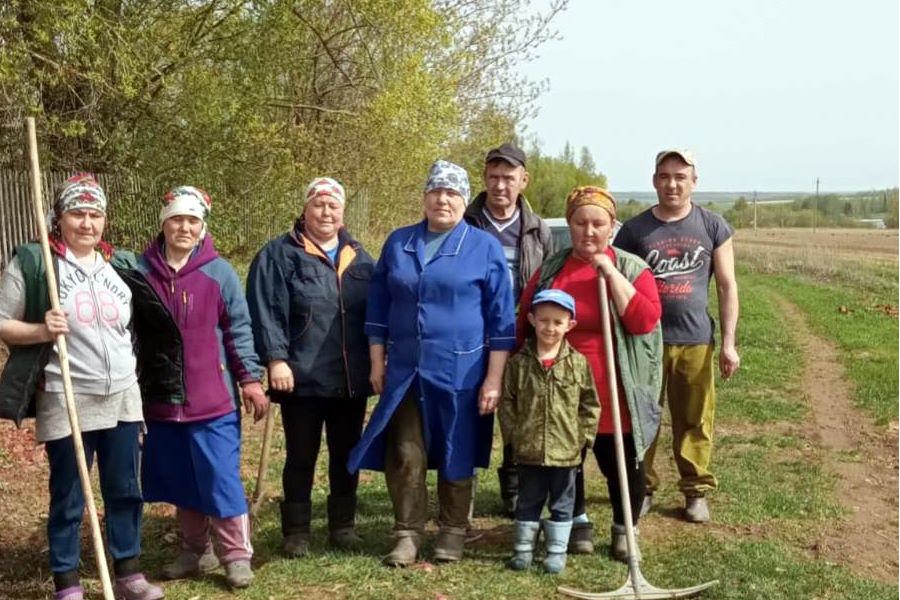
[517,186,662,562]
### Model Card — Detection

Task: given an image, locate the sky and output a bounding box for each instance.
[520,0,899,192]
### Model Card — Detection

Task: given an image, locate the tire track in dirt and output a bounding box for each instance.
[774,295,898,582]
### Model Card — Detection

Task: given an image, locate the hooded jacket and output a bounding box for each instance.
[118,235,261,422]
[499,338,600,467]
[464,191,553,297]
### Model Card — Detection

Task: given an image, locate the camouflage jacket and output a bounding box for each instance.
[499,338,600,467]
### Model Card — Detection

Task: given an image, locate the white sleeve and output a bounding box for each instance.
[0,258,27,325]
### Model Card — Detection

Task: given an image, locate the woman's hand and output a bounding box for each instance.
[241,381,269,422]
[267,360,294,393]
[478,376,502,415]
[369,344,386,394]
[43,308,69,340]
[592,252,616,277]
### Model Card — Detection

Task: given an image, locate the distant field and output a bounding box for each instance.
[735,228,897,260]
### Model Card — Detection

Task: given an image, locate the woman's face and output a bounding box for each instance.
[163,215,204,253]
[568,204,614,259]
[303,194,344,242]
[59,208,105,254]
[423,188,466,232]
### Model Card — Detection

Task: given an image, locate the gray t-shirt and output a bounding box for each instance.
[614,205,733,345]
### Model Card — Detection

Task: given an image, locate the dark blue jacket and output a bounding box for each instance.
[246,224,374,400]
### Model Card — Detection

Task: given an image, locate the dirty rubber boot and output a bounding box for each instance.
[568,521,594,554]
[328,495,362,550]
[542,520,573,574]
[610,523,641,563]
[383,531,421,567]
[684,496,710,523]
[507,521,540,571]
[281,501,312,557]
[433,526,467,562]
[224,560,254,589]
[162,546,221,579]
[496,466,519,518]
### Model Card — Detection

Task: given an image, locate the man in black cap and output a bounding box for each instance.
[465,142,553,518]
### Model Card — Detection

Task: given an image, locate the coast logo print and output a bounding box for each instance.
[642,236,710,300]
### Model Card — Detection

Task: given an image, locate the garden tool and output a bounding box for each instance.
[25,117,116,600]
[250,401,278,517]
[557,274,719,600]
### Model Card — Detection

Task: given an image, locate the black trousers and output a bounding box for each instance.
[573,433,646,527]
[280,396,367,504]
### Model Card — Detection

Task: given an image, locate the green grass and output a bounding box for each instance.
[738,267,898,425]
[122,270,897,600]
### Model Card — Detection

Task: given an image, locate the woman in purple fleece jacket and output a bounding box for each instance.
[122,187,268,590]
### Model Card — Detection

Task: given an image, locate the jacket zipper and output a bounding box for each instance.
[334,256,354,397]
[170,275,186,420]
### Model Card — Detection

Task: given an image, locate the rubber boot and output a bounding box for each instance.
[383,530,421,567]
[542,520,572,574]
[610,523,641,563]
[280,501,312,557]
[433,526,467,562]
[328,494,362,549]
[496,466,519,518]
[568,521,594,554]
[507,521,540,570]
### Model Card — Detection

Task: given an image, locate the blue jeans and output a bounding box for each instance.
[45,422,143,574]
[515,465,576,522]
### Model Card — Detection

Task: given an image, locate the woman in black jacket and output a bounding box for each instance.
[246,177,373,558]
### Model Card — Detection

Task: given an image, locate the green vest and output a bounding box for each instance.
[536,247,664,460]
[0,243,136,426]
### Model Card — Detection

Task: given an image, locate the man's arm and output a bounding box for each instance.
[712,238,740,379]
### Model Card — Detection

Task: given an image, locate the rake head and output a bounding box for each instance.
[558,567,719,599]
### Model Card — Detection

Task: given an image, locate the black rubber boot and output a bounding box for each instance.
[496,466,519,518]
[327,495,362,549]
[280,501,312,557]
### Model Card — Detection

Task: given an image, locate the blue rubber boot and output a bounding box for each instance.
[507,521,540,570]
[542,520,572,574]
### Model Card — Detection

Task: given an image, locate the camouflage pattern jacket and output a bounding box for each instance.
[499,338,600,467]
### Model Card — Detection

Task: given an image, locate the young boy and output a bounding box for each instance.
[498,289,600,574]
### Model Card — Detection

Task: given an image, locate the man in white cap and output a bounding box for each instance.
[614,149,740,523]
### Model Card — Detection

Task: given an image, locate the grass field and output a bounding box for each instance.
[0,228,896,599]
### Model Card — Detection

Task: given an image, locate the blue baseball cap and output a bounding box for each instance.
[531,289,576,319]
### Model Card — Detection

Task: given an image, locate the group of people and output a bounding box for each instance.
[0,143,739,598]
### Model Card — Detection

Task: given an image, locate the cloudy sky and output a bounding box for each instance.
[521,0,899,191]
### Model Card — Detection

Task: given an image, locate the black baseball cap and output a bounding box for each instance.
[485,143,526,168]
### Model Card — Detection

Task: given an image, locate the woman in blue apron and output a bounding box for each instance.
[348,160,515,566]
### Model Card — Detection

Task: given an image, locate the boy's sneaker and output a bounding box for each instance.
[225,560,254,589]
[113,574,164,600]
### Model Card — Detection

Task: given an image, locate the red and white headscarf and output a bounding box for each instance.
[47,173,107,232]
[159,186,212,237]
[305,177,345,206]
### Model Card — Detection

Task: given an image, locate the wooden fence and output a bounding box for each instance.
[0,170,369,266]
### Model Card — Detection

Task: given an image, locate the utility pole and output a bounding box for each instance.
[752,190,758,233]
[813,177,819,232]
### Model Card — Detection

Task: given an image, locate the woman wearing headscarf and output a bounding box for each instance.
[246,177,374,557]
[119,187,267,589]
[0,175,162,600]
[348,160,516,566]
[516,186,662,562]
